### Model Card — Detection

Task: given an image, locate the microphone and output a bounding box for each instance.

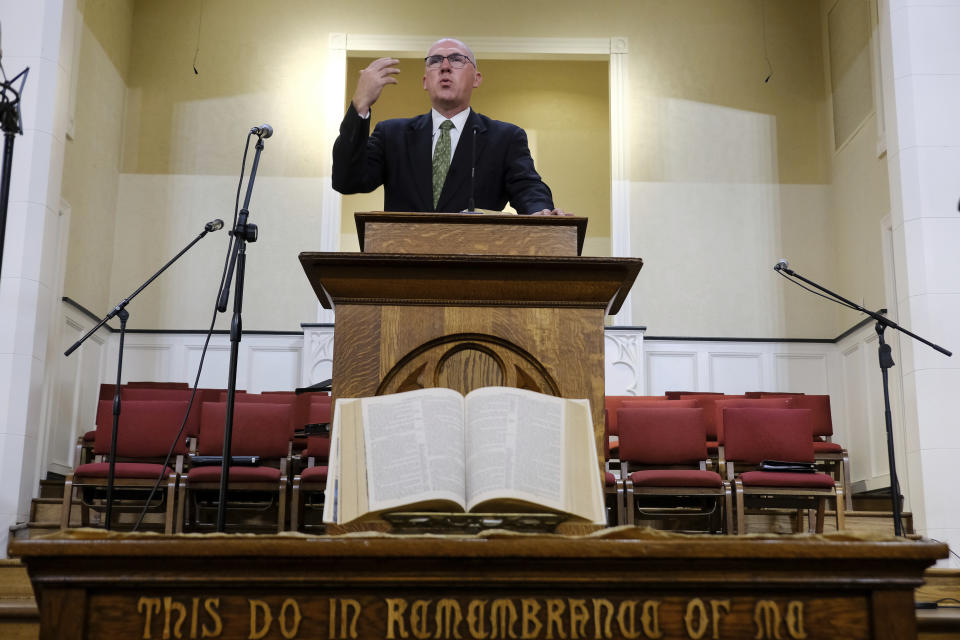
[205,219,224,232]
[250,124,273,138]
[467,126,477,212]
[774,259,795,275]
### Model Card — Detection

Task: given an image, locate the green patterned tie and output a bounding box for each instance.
[432,120,454,209]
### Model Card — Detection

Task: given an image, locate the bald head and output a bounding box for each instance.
[428,38,478,68]
[422,37,483,118]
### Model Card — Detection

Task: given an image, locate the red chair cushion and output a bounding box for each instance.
[301,466,329,484]
[617,408,707,464]
[723,408,815,464]
[629,469,722,488]
[74,462,173,479]
[83,430,95,442]
[739,470,836,488]
[813,441,844,453]
[187,466,282,482]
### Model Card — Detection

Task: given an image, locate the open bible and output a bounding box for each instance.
[322,386,606,526]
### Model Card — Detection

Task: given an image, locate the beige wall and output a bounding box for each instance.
[61,0,134,313]
[61,0,881,338]
[820,0,890,332]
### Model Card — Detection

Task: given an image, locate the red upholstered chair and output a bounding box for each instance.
[751,393,851,510]
[290,435,332,532]
[710,397,792,475]
[601,410,624,526]
[127,381,190,389]
[176,401,293,533]
[618,407,731,533]
[723,407,845,535]
[76,387,217,466]
[665,391,723,400]
[606,397,697,453]
[61,400,190,533]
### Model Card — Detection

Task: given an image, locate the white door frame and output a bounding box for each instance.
[321,34,632,324]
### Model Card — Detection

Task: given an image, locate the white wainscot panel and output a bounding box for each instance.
[709,352,762,395]
[186,341,241,391]
[246,344,303,393]
[116,344,173,384]
[645,351,697,396]
[604,330,644,395]
[773,354,830,394]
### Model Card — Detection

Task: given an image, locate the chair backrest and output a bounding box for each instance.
[307,396,332,424]
[665,391,723,400]
[745,391,805,399]
[722,408,815,464]
[606,398,696,436]
[617,407,708,465]
[197,402,293,458]
[679,395,744,442]
[303,435,331,459]
[781,395,832,437]
[712,397,791,444]
[127,381,190,389]
[93,400,190,457]
[229,393,305,432]
[106,388,209,437]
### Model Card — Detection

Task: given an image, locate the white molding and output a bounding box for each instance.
[343,34,616,59]
[604,330,644,395]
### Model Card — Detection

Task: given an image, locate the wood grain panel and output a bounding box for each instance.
[331,305,382,400]
[12,533,948,640]
[356,212,587,256]
[365,222,579,256]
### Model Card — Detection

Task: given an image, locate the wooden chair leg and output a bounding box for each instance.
[625,480,634,526]
[291,476,301,532]
[840,452,852,511]
[164,473,177,535]
[734,481,745,535]
[615,480,624,527]
[835,486,846,531]
[723,484,733,535]
[60,475,74,530]
[277,478,288,533]
[175,480,187,533]
[814,498,825,533]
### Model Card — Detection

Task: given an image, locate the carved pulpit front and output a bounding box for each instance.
[299,212,642,460]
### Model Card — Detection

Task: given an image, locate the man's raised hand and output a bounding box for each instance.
[352,58,401,117]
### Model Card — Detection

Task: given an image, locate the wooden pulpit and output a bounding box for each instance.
[299,212,642,460]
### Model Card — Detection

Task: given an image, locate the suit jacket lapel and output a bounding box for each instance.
[406,113,433,212]
[437,110,487,212]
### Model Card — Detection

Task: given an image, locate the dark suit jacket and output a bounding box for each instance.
[332,104,554,214]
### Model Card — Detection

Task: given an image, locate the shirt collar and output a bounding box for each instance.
[431,107,471,134]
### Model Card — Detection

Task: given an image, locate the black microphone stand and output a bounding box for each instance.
[0,66,28,275]
[64,221,222,529]
[774,263,952,536]
[214,134,264,532]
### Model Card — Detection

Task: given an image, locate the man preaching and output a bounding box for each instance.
[332,38,569,216]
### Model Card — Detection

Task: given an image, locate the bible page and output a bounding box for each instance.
[561,399,607,524]
[361,387,467,514]
[321,406,341,524]
[463,387,566,512]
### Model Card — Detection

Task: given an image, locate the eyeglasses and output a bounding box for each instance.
[424,53,474,69]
